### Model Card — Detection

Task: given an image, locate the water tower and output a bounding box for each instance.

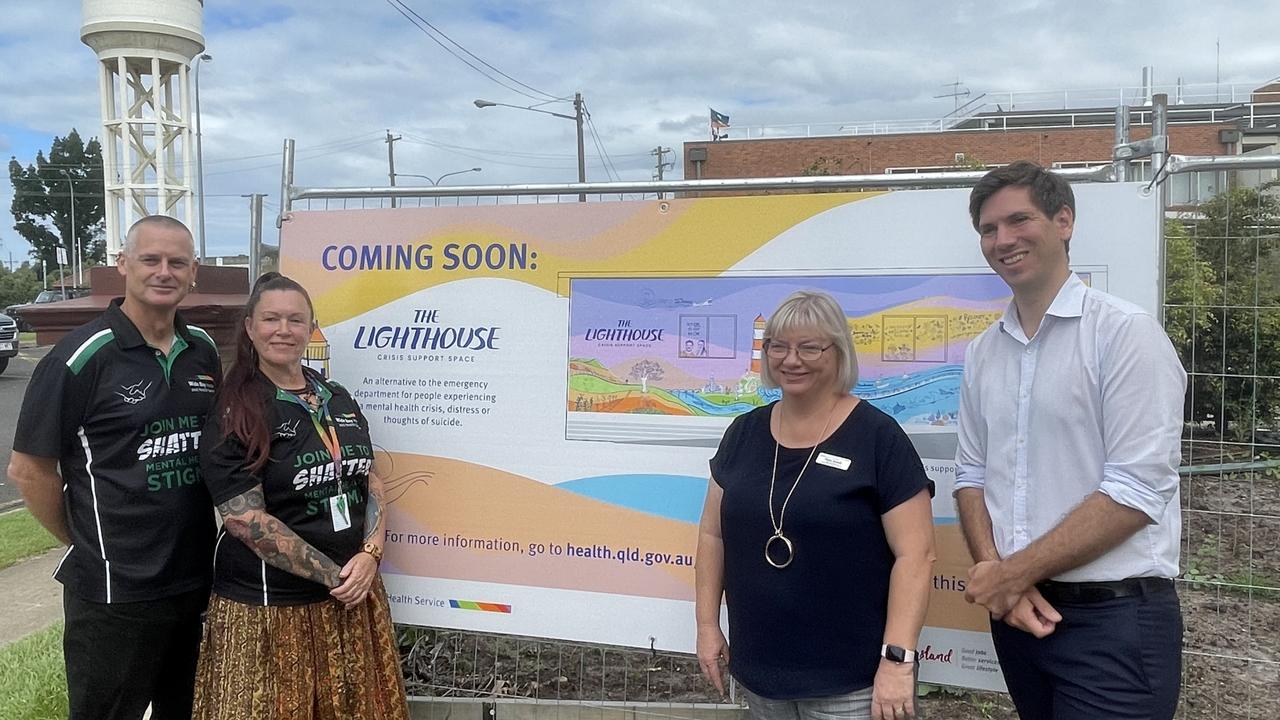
[80,0,205,260]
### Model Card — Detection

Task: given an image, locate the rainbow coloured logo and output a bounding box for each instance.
[449,599,512,614]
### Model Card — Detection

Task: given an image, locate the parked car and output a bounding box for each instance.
[0,312,18,375]
[5,288,91,332]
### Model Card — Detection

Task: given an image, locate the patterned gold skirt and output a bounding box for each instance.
[193,575,410,720]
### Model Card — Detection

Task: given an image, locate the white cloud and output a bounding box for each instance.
[0,0,1277,261]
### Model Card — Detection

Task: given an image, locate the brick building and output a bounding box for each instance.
[683,80,1280,205]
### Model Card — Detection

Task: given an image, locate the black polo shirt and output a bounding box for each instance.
[201,370,375,606]
[14,299,221,604]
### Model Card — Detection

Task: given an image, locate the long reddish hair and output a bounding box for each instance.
[214,272,316,472]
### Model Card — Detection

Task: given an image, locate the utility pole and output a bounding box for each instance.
[245,193,267,280]
[573,93,586,203]
[651,146,674,199]
[386,129,402,208]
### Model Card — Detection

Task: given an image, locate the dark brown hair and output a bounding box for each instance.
[968,160,1076,241]
[214,272,316,471]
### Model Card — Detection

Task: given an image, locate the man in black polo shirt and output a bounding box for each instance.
[8,216,221,720]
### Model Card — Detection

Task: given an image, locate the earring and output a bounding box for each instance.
[190,281,198,290]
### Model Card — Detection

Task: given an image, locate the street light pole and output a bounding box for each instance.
[59,169,80,287]
[393,168,482,206]
[431,168,484,186]
[194,53,212,261]
[474,93,588,202]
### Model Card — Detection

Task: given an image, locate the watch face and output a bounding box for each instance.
[884,645,907,663]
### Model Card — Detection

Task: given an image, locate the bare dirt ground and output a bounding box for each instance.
[399,628,1019,718]
[1177,445,1280,720]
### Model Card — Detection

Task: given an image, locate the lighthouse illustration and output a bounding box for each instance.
[749,314,766,375]
[304,324,331,377]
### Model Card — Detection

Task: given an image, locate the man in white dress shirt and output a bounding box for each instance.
[954,161,1186,719]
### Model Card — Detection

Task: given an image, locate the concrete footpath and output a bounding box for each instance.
[0,547,65,647]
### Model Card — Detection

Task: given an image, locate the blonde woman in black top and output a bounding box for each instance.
[695,290,935,720]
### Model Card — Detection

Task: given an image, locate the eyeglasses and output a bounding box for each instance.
[764,341,833,361]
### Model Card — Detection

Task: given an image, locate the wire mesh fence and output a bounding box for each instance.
[399,629,716,704]
[393,627,1014,720]
[1167,177,1280,719]
[287,176,1280,718]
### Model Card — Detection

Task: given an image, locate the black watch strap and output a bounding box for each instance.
[881,643,917,664]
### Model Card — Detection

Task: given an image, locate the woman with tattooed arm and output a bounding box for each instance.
[193,273,408,719]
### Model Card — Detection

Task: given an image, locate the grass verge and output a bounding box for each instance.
[18,331,35,346]
[0,510,61,570]
[0,623,66,720]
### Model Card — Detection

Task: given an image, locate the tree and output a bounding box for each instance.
[9,129,107,273]
[628,359,664,393]
[0,262,42,309]
[1165,181,1280,438]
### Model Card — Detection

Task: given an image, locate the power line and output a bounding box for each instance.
[400,132,649,160]
[400,135,588,171]
[388,0,561,102]
[384,0,558,103]
[583,103,621,181]
[16,134,387,176]
[585,115,617,181]
[400,142,578,171]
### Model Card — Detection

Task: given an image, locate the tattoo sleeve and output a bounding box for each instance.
[217,485,343,588]
[362,470,387,545]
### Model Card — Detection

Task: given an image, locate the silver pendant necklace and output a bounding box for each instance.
[766,401,837,569]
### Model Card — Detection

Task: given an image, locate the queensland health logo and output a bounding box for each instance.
[449,599,512,614]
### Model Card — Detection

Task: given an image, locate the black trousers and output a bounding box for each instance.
[989,584,1182,720]
[63,587,209,720]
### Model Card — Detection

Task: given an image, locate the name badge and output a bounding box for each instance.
[815,452,851,471]
[330,494,353,532]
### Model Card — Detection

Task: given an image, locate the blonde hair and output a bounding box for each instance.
[760,290,858,392]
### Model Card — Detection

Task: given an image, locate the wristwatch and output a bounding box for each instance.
[881,644,917,664]
[361,542,383,565]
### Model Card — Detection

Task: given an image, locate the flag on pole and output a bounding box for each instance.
[710,108,730,141]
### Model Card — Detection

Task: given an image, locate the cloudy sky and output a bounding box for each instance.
[1,0,1278,264]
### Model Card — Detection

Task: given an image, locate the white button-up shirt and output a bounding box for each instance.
[954,274,1185,582]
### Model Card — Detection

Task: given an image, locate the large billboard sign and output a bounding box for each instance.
[280,184,1158,691]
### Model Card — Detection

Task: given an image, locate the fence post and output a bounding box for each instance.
[1153,93,1169,326]
[1114,104,1131,182]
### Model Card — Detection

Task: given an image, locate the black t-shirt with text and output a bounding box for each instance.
[201,370,375,606]
[13,300,222,603]
[709,401,933,699]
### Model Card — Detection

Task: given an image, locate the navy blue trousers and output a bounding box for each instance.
[989,586,1182,719]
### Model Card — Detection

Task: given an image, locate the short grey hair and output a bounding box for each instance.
[760,290,859,392]
[122,215,195,256]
